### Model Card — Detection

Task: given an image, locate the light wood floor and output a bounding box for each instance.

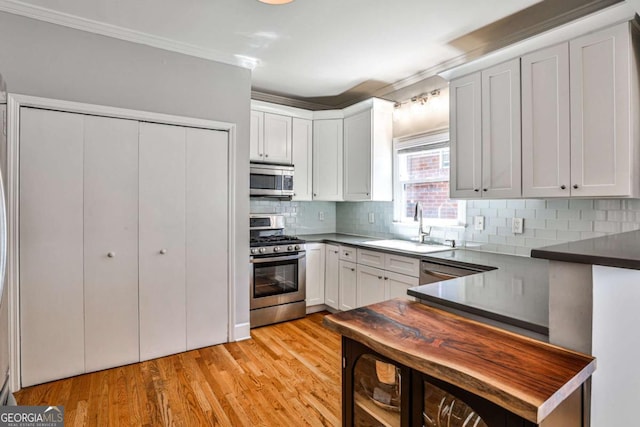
[15,312,342,426]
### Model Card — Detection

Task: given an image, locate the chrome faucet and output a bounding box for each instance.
[413,201,431,244]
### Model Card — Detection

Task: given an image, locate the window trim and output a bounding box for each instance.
[392,130,466,227]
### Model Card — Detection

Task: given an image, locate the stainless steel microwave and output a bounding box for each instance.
[250,163,294,198]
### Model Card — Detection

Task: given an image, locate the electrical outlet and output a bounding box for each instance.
[318,211,325,221]
[368,212,375,224]
[473,216,485,231]
[512,217,524,234]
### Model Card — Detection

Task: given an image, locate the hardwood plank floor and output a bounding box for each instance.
[15,312,342,426]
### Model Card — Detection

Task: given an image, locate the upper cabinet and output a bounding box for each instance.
[250,111,292,164]
[313,118,344,201]
[522,22,640,198]
[343,99,394,201]
[450,59,521,198]
[292,117,313,200]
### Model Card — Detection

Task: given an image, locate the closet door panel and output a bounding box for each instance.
[84,116,140,372]
[186,127,229,350]
[139,122,187,361]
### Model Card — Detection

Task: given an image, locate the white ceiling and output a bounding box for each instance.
[7,0,542,98]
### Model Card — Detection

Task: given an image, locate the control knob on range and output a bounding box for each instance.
[250,248,257,254]
[287,245,293,251]
[294,245,301,250]
[273,247,280,253]
[258,248,266,254]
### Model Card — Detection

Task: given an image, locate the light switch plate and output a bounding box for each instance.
[512,217,524,234]
[474,216,485,231]
[368,212,375,224]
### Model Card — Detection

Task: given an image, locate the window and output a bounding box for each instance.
[393,131,466,226]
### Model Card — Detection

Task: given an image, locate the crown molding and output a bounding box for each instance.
[0,0,256,69]
[251,90,334,111]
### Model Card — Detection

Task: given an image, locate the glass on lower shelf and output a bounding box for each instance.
[423,380,488,427]
[354,354,401,427]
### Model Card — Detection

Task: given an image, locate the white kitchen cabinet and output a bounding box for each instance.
[343,99,394,201]
[569,22,638,198]
[339,260,357,311]
[521,43,571,198]
[450,59,521,198]
[313,119,343,201]
[83,115,139,373]
[20,108,85,387]
[481,58,522,198]
[357,265,386,307]
[292,118,313,201]
[305,243,326,307]
[325,244,340,310]
[450,73,482,198]
[357,248,386,269]
[185,127,229,350]
[386,271,419,301]
[250,111,292,164]
[139,122,187,361]
[385,253,420,277]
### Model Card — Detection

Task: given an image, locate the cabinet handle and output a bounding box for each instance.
[107,252,115,258]
[573,184,579,189]
[160,248,167,255]
[474,189,479,192]
[561,185,566,190]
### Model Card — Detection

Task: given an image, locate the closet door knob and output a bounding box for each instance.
[483,188,488,192]
[474,189,479,192]
[573,184,579,189]
[560,185,566,190]
[107,252,115,258]
[160,248,167,255]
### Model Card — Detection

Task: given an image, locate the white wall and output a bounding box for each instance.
[0,11,252,338]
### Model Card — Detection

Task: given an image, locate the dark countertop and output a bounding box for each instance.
[531,230,640,270]
[300,233,549,335]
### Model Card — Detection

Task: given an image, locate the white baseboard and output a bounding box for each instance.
[306,304,329,315]
[233,322,251,341]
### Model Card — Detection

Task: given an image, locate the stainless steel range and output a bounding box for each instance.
[250,214,306,328]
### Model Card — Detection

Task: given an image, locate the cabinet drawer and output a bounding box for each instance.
[340,246,356,261]
[357,248,386,269]
[384,254,420,277]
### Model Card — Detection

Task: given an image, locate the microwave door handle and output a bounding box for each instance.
[251,253,306,264]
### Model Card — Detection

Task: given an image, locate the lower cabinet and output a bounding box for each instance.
[306,243,326,307]
[387,271,419,301]
[344,337,537,427]
[339,260,358,311]
[357,265,387,307]
[325,244,340,310]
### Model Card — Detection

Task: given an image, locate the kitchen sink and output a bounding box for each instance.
[362,239,452,254]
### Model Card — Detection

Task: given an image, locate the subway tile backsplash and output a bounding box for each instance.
[252,198,640,257]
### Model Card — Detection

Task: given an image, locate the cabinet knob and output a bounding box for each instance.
[384,277,388,280]
[474,189,479,192]
[259,153,263,157]
[334,251,339,254]
[160,248,167,255]
[313,193,317,197]
[351,268,355,271]
[573,184,579,189]
[366,193,370,196]
[265,154,269,158]
[561,185,566,190]
[483,188,488,192]
[107,252,115,258]
[377,275,383,279]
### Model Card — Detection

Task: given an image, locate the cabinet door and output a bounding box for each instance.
[449,73,482,198]
[481,58,522,198]
[325,244,340,310]
[339,260,357,311]
[292,118,313,201]
[250,110,264,161]
[343,110,371,201]
[305,243,326,307]
[263,113,292,164]
[20,108,85,386]
[186,127,229,350]
[570,23,631,197]
[139,122,187,361]
[386,271,418,301]
[357,248,385,269]
[313,119,343,201]
[357,265,386,307]
[522,43,571,198]
[84,116,139,372]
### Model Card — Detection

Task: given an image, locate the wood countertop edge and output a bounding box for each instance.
[323,302,596,424]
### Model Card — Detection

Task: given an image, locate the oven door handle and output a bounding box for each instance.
[251,253,306,264]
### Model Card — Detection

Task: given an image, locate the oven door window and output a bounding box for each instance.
[253,258,299,298]
[250,173,282,190]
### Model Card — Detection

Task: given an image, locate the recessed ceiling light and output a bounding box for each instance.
[257,0,294,4]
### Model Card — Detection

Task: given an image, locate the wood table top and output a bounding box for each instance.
[323,299,595,424]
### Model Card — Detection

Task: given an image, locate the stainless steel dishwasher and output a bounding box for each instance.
[419,260,490,284]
